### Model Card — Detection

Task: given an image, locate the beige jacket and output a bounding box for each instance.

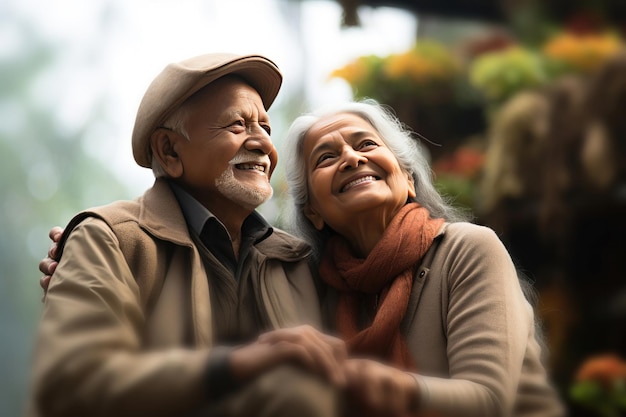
[29,179,322,417]
[324,222,565,417]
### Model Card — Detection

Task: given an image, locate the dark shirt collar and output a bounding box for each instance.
[168,180,273,249]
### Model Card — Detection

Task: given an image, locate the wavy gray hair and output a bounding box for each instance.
[281,99,468,261]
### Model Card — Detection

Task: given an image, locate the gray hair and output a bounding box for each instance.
[281,99,468,261]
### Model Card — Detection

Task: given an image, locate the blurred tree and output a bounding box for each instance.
[0,4,131,417]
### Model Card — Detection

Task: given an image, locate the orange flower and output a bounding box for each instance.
[576,354,626,387]
[543,31,624,73]
[433,147,485,178]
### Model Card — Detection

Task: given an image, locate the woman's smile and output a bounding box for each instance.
[340,174,380,193]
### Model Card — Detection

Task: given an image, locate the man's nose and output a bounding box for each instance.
[244,124,274,154]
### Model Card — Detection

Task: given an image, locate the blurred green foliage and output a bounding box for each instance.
[570,380,626,417]
[0,5,131,417]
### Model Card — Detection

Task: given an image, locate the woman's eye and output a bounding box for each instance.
[261,124,272,135]
[316,153,334,166]
[357,140,378,150]
[230,120,245,128]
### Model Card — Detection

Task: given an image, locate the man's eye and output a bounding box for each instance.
[230,120,245,128]
[261,124,271,135]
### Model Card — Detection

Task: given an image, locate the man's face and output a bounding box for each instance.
[173,76,278,215]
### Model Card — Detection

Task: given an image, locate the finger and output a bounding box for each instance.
[383,374,403,415]
[49,226,63,242]
[229,341,298,382]
[39,258,57,275]
[343,359,361,383]
[39,275,51,291]
[293,339,343,384]
[39,275,51,303]
[293,329,347,384]
[230,338,323,383]
[322,332,348,362]
[48,242,58,259]
[260,326,347,362]
[345,360,402,416]
[256,324,317,343]
[364,370,386,415]
[259,327,346,385]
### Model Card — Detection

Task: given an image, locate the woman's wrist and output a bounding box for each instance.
[406,371,428,413]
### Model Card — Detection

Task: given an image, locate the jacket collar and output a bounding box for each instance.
[138,178,194,247]
[138,178,312,263]
[256,228,312,262]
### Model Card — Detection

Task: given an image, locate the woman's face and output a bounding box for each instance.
[302,112,416,231]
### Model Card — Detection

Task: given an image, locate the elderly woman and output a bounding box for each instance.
[281,100,564,417]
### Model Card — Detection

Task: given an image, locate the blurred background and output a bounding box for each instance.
[2,0,625,416]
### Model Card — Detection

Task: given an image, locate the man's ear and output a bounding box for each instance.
[407,172,417,199]
[303,203,325,231]
[150,128,184,178]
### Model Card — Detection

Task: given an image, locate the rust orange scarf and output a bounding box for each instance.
[319,203,444,370]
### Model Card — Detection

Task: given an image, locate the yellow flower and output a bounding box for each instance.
[330,56,372,86]
[387,42,456,81]
[543,31,624,73]
[329,40,460,101]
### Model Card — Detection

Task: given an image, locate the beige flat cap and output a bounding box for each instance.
[131,53,283,167]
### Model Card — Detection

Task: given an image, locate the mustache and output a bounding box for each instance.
[229,151,271,169]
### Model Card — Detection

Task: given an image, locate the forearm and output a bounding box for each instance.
[33,345,211,417]
[412,374,500,417]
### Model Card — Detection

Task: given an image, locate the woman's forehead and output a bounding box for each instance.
[306,112,376,140]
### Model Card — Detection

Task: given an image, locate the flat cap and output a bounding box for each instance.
[131,53,283,167]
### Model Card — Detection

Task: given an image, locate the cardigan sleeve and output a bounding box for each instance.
[415,223,535,416]
[31,217,212,417]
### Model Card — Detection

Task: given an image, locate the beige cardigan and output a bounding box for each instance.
[324,222,565,417]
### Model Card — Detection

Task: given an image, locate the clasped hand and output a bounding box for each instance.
[232,326,420,416]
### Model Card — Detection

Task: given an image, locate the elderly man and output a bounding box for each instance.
[29,53,345,417]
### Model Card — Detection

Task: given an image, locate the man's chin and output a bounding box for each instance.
[218,184,273,209]
[216,171,273,207]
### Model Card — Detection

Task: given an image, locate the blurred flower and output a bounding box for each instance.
[462,30,516,59]
[564,11,606,35]
[468,46,548,104]
[384,42,460,84]
[570,354,626,417]
[432,146,485,211]
[330,54,385,99]
[330,40,461,104]
[543,31,624,76]
[433,146,485,179]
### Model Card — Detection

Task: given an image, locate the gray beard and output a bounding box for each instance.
[215,166,273,210]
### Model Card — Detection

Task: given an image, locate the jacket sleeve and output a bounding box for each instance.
[415,224,536,417]
[31,217,211,417]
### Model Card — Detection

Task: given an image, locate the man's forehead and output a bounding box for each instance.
[183,77,267,118]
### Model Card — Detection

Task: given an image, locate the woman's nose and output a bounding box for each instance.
[339,147,367,170]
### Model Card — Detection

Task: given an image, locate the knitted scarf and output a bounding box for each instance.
[319,203,444,370]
